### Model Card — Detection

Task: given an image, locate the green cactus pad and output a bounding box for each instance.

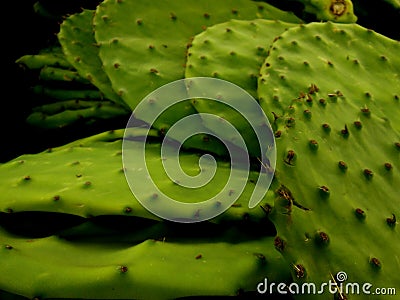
[26,99,129,129]
[262,0,357,23]
[184,19,298,158]
[15,46,73,70]
[31,85,103,102]
[300,0,357,22]
[185,19,298,99]
[39,66,91,84]
[258,22,400,134]
[0,129,148,218]
[258,75,400,298]
[0,226,291,299]
[58,9,128,109]
[257,21,400,299]
[93,0,302,130]
[0,128,272,224]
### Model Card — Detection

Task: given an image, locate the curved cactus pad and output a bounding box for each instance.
[184,19,297,158]
[270,106,399,299]
[185,19,298,98]
[301,0,357,22]
[92,0,302,129]
[257,21,400,299]
[26,99,129,129]
[258,22,400,133]
[0,226,291,299]
[58,9,128,109]
[0,128,271,224]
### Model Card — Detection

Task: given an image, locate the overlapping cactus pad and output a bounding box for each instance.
[92,0,301,110]
[0,225,292,299]
[258,23,400,299]
[58,9,128,108]
[258,21,400,132]
[260,83,400,298]
[185,19,298,98]
[0,128,272,224]
[4,0,400,299]
[257,21,400,299]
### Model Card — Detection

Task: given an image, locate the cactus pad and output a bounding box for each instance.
[257,22,400,299]
[185,19,298,98]
[184,19,297,158]
[266,94,400,299]
[92,0,302,130]
[0,128,272,224]
[301,0,357,22]
[0,226,291,299]
[58,9,128,108]
[258,22,400,133]
[26,99,129,129]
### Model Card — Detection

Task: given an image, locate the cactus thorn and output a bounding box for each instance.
[355,208,366,220]
[293,264,306,278]
[363,169,373,179]
[284,150,296,165]
[274,236,286,252]
[338,161,348,171]
[369,257,381,269]
[119,266,128,273]
[386,214,396,227]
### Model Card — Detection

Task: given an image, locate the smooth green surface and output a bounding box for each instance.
[0,226,291,299]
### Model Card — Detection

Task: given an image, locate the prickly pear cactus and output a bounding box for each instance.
[15,45,129,130]
[31,85,103,101]
[93,0,302,131]
[0,128,270,224]
[301,0,357,22]
[58,9,129,109]
[184,19,297,158]
[15,46,72,70]
[263,0,358,23]
[185,19,298,98]
[258,21,400,134]
[5,1,400,299]
[264,91,400,299]
[0,226,292,299]
[26,99,129,129]
[258,21,400,299]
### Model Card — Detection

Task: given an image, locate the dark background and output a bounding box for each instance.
[2,0,102,163]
